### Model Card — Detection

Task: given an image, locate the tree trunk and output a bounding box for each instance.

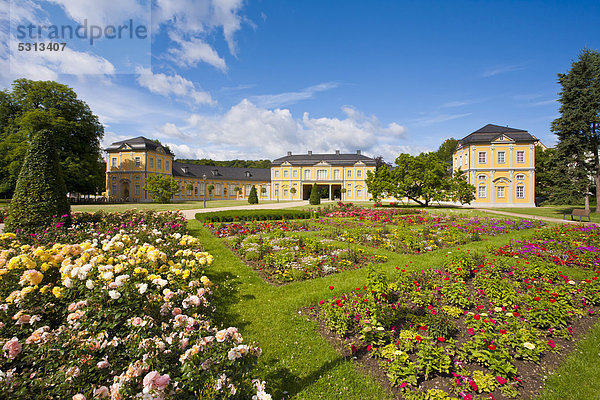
[585,182,590,212]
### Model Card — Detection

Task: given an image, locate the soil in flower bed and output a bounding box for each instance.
[308,245,600,400]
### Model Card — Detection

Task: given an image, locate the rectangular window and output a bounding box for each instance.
[134,185,140,195]
[347,189,352,197]
[200,183,205,195]
[245,185,251,196]
[166,161,170,171]
[111,157,117,167]
[478,152,486,164]
[284,189,288,196]
[516,151,525,163]
[478,186,486,198]
[516,186,525,199]
[229,184,236,194]
[274,170,279,178]
[215,183,221,196]
[317,169,327,180]
[357,170,362,177]
[304,170,310,180]
[157,159,162,169]
[112,183,117,193]
[186,185,192,196]
[274,189,279,197]
[149,157,154,168]
[357,189,362,198]
[134,157,141,167]
[347,170,352,178]
[497,186,505,199]
[333,169,340,180]
[293,170,298,178]
[283,170,289,177]
[497,151,505,164]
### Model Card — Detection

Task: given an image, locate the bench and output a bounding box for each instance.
[563,208,591,222]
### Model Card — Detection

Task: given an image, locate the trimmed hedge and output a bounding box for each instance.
[196,209,311,222]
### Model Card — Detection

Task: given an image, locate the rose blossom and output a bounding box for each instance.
[2,337,22,359]
[73,394,86,400]
[143,371,170,392]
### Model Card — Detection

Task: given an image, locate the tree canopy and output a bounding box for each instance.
[142,174,180,203]
[0,79,105,197]
[366,152,475,206]
[551,49,600,210]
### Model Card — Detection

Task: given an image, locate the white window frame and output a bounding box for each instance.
[516,174,525,180]
[283,170,289,177]
[157,159,162,169]
[293,170,298,178]
[478,174,486,180]
[200,183,205,195]
[478,185,486,198]
[317,169,327,180]
[333,169,340,180]
[497,151,505,164]
[497,186,505,199]
[516,151,525,164]
[274,170,279,178]
[347,170,352,178]
[478,152,486,164]
[215,183,222,196]
[111,157,117,167]
[304,170,310,180]
[134,157,141,168]
[357,169,362,177]
[516,185,525,199]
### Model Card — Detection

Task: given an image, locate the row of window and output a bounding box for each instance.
[456,150,526,167]
[274,169,363,179]
[110,156,170,171]
[477,174,526,181]
[478,185,526,199]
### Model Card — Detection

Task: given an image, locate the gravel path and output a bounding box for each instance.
[475,208,596,225]
[180,200,313,220]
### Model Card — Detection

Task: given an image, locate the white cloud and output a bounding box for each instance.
[45,0,148,27]
[251,82,339,108]
[412,113,472,126]
[482,64,525,77]
[167,33,227,71]
[135,66,214,105]
[153,0,246,71]
[164,99,410,161]
[157,122,186,139]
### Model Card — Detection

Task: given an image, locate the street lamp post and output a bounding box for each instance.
[202,173,207,208]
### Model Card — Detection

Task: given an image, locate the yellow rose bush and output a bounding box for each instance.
[0,211,268,399]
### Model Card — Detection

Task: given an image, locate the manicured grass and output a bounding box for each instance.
[491,205,600,223]
[188,215,552,399]
[69,199,286,213]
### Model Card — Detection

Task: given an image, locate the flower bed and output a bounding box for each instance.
[223,232,387,284]
[0,211,269,399]
[497,224,600,270]
[324,216,544,254]
[311,242,600,399]
[205,220,313,238]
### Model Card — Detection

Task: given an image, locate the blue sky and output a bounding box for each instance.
[1,0,600,162]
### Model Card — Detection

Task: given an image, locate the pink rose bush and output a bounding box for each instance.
[0,211,269,399]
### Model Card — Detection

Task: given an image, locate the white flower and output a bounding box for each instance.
[568,280,576,285]
[85,280,94,290]
[139,283,148,294]
[523,342,536,350]
[115,274,130,286]
[102,271,114,280]
[108,290,121,300]
[63,278,73,288]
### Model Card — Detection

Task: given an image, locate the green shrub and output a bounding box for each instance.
[196,209,311,222]
[248,185,258,204]
[309,183,320,205]
[5,129,70,232]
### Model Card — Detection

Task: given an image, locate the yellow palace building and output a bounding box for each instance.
[270,150,376,201]
[453,124,538,208]
[105,137,271,202]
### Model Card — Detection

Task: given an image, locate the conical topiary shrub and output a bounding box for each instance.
[5,129,70,233]
[248,185,259,204]
[309,183,320,205]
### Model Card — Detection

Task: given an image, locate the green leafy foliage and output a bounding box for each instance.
[5,129,70,233]
[196,209,311,222]
[309,183,320,205]
[142,174,180,203]
[0,79,105,196]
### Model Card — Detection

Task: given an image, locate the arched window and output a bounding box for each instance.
[478,185,486,198]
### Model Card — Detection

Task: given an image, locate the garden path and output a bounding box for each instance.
[180,200,313,219]
[477,208,595,225]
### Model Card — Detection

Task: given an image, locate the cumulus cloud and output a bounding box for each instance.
[135,66,214,105]
[158,99,410,161]
[45,0,148,27]
[167,33,227,71]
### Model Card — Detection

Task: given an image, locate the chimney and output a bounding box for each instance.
[308,151,312,156]
[287,151,292,156]
[356,150,361,155]
[335,150,340,155]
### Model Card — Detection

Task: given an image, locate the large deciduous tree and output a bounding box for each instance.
[0,79,105,197]
[143,174,180,203]
[551,49,600,211]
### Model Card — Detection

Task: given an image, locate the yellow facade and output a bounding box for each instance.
[453,125,536,207]
[270,151,375,201]
[105,138,270,202]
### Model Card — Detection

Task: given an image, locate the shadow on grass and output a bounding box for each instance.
[265,356,345,399]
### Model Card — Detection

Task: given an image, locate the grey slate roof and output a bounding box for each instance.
[458,124,537,146]
[172,161,270,182]
[105,136,174,156]
[272,152,376,167]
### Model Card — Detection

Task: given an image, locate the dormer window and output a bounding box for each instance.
[245,171,251,177]
[182,166,189,174]
[211,169,218,176]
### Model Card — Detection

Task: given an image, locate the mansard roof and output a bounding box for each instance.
[458,124,537,146]
[272,151,376,166]
[172,161,271,182]
[105,136,174,156]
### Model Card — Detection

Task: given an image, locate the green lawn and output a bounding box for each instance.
[67,199,288,213]
[187,212,598,400]
[491,205,600,223]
